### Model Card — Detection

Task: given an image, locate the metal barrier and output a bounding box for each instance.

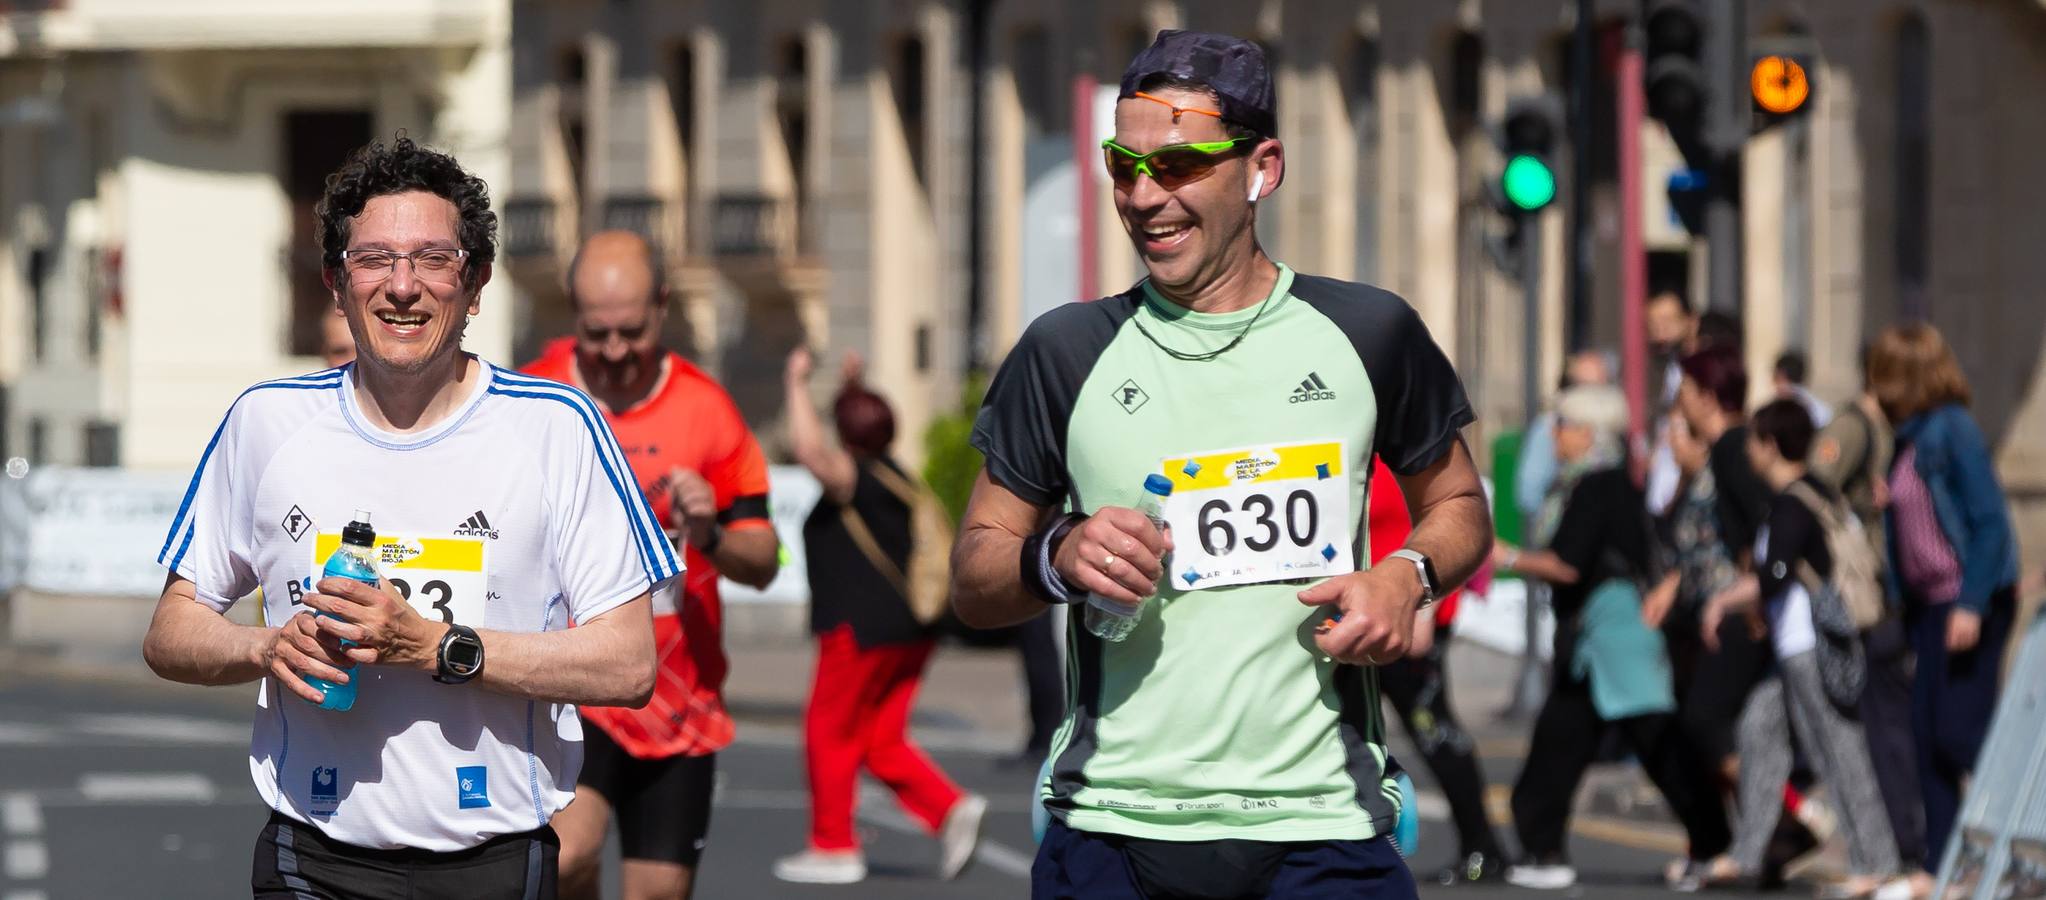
[1935,613,2046,899]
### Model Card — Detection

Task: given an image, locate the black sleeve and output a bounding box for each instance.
[1710,431,1772,558]
[1290,276,1475,476]
[969,294,1139,507]
[1549,471,1650,583]
[1759,492,1823,599]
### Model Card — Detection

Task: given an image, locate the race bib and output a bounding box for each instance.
[302,532,490,626]
[1159,441,1354,591]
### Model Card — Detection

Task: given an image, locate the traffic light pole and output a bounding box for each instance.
[1703,0,1744,316]
[1507,223,1549,722]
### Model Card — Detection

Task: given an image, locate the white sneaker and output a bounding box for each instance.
[1506,863,1579,890]
[773,848,867,884]
[938,793,988,880]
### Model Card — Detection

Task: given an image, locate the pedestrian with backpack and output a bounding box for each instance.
[775,347,987,885]
[1696,400,1907,899]
[1811,347,1932,896]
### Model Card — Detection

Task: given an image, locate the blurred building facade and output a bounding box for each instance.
[506,0,2045,559]
[0,0,513,470]
[2,0,2041,568]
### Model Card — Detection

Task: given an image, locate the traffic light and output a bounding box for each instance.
[1643,0,1707,154]
[1499,99,1560,213]
[1748,35,1818,130]
[1485,97,1563,276]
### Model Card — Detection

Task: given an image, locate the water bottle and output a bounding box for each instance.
[1085,475,1173,642]
[305,511,378,711]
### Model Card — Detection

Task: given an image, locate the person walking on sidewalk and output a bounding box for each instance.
[1369,457,1509,886]
[1869,323,2021,879]
[1491,385,1733,892]
[1811,347,1931,896]
[1695,400,1905,899]
[775,347,986,885]
[953,29,1490,900]
[521,230,782,900]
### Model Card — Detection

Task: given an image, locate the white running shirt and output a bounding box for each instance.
[156,360,680,851]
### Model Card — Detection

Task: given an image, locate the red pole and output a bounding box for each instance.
[1074,73,1099,300]
[1618,36,1649,469]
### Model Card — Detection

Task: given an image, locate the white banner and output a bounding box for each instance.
[2,466,189,597]
[719,465,820,605]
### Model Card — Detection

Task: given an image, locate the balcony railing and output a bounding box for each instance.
[712,193,797,260]
[601,195,678,256]
[502,197,560,259]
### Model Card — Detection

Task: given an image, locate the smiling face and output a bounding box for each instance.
[1108,87,1280,297]
[569,232,666,397]
[332,190,482,375]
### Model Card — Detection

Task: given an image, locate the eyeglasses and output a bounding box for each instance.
[340,247,468,283]
[1101,138,1254,191]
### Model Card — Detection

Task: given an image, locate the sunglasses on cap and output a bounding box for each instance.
[1100,137,1255,191]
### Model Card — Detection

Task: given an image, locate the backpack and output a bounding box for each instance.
[836,461,955,626]
[1785,481,1885,631]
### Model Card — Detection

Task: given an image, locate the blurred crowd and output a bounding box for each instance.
[1481,290,2025,899]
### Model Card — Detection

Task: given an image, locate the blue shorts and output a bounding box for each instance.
[1031,819,1418,900]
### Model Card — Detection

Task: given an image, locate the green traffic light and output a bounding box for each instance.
[1502,154,1556,211]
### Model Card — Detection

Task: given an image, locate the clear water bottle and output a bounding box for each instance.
[305,511,378,711]
[1085,474,1173,642]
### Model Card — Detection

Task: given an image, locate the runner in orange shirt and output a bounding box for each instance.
[523,231,780,900]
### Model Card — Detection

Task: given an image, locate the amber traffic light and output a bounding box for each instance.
[1750,54,1811,116]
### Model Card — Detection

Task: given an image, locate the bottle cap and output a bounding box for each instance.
[352,509,372,524]
[1143,474,1174,496]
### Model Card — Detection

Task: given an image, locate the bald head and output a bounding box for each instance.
[569,230,665,312]
[569,230,669,401]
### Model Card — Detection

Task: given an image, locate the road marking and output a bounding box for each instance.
[67,714,247,746]
[0,725,62,746]
[3,890,50,900]
[3,840,46,879]
[1,790,44,891]
[0,794,40,836]
[77,773,216,804]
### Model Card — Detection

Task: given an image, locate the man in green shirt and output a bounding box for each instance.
[951,30,1491,899]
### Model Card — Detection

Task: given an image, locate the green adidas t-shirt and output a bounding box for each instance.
[971,264,1473,842]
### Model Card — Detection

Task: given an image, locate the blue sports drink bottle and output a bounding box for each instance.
[305,511,378,711]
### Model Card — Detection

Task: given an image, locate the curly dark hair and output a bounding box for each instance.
[314,135,497,286]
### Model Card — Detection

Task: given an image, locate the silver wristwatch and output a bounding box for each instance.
[1387,549,1439,609]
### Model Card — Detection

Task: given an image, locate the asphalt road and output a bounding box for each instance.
[0,667,1780,899]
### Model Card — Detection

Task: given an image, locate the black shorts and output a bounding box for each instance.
[577,726,717,866]
[251,811,557,900]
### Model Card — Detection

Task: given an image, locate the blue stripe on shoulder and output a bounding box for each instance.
[158,373,344,566]
[484,384,669,584]
[492,372,679,578]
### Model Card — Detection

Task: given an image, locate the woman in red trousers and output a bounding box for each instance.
[774,347,987,885]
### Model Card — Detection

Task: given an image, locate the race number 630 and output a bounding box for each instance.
[1196,489,1322,556]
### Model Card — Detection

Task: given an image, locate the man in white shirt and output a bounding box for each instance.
[142,136,675,899]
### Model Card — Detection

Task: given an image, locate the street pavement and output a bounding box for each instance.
[0,640,1796,899]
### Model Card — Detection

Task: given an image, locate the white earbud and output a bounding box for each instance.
[1248,170,1265,203]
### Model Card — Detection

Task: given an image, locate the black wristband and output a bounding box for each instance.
[1022,513,1088,605]
[693,523,724,556]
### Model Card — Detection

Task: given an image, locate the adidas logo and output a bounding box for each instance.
[1290,372,1336,404]
[453,510,500,540]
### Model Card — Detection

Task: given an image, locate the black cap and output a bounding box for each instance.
[1118,29,1277,138]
